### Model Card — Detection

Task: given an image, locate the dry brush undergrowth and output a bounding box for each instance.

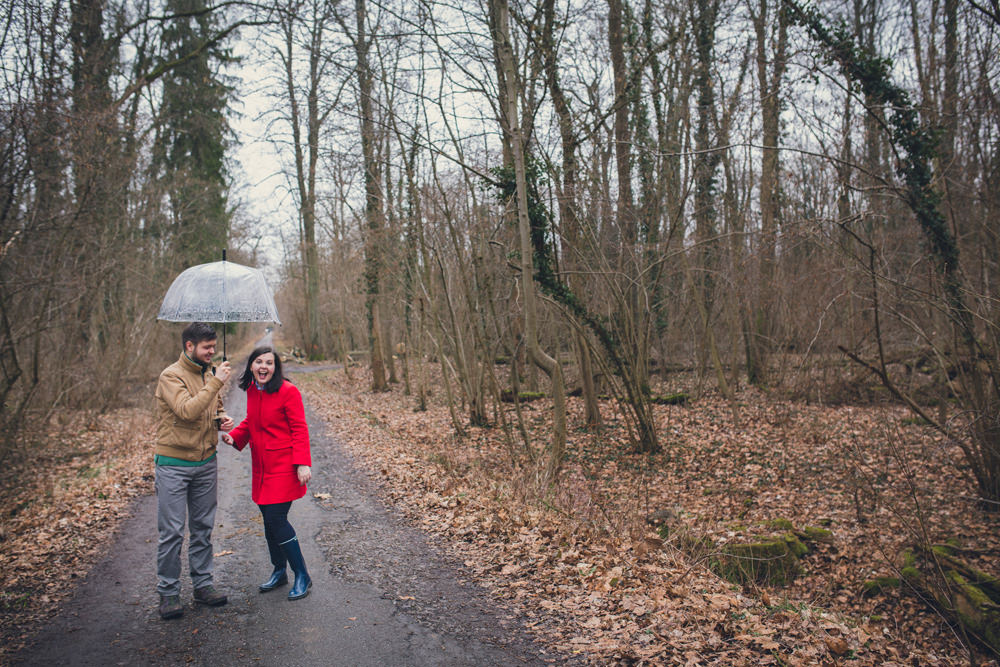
[298,363,999,666]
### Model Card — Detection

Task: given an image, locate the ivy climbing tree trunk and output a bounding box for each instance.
[783,0,1000,507]
[691,0,732,401]
[749,0,787,386]
[154,0,233,266]
[608,0,651,400]
[540,0,601,429]
[489,0,567,481]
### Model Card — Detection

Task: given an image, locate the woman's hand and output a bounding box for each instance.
[297,465,311,486]
[220,432,234,445]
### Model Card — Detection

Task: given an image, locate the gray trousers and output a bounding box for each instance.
[155,458,218,596]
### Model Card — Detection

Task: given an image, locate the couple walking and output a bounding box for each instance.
[153,322,313,620]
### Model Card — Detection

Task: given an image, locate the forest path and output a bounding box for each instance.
[12,347,558,666]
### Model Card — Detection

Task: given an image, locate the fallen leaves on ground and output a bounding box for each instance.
[0,408,154,659]
[297,364,1000,666]
[2,362,998,666]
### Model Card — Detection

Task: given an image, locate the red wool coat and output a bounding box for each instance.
[228,380,312,505]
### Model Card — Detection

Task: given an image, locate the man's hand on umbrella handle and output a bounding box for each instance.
[218,416,234,431]
[216,360,232,382]
[297,466,311,486]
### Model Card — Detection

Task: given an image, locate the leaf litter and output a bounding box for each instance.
[0,408,154,659]
[2,363,998,665]
[296,365,999,666]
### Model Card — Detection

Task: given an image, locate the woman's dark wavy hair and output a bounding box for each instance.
[238,346,285,393]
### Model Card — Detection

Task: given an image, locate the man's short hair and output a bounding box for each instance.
[182,322,217,347]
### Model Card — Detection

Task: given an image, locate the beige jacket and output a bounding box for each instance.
[154,352,227,462]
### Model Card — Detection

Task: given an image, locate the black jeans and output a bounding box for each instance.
[259,501,295,544]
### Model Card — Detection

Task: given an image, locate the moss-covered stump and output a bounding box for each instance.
[862,576,901,597]
[499,390,546,403]
[799,525,834,543]
[899,542,1000,655]
[677,519,835,589]
[766,518,795,531]
[650,393,689,405]
[922,543,1000,600]
[947,571,1000,652]
[711,533,807,587]
[760,519,833,544]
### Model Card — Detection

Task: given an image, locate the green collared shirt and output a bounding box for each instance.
[155,452,217,467]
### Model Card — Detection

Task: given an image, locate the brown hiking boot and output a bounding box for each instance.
[159,594,183,619]
[193,585,228,607]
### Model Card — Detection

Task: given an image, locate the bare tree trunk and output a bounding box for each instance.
[837,92,858,352]
[853,0,885,238]
[400,134,421,397]
[608,0,649,398]
[749,0,787,385]
[278,0,331,360]
[489,0,567,480]
[608,0,635,256]
[349,0,387,391]
[302,28,322,361]
[415,297,428,411]
[540,0,601,428]
[381,299,398,383]
[691,0,731,400]
[426,317,466,436]
[940,0,957,208]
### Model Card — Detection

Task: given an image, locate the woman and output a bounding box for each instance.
[221,346,313,600]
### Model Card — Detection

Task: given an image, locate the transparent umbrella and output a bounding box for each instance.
[157,253,280,359]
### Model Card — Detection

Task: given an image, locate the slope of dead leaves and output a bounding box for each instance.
[297,364,1000,666]
[0,408,155,658]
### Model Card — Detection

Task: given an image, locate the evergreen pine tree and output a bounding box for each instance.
[153,0,235,264]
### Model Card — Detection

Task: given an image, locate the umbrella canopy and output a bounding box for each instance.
[157,260,281,324]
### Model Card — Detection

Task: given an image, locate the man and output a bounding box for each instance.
[154,322,234,620]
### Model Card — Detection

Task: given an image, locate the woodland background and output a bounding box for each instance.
[1,0,999,662]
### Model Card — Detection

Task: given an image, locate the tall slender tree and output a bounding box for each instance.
[274,0,339,359]
[340,0,388,391]
[748,0,787,385]
[489,0,567,479]
[690,0,732,399]
[539,0,602,429]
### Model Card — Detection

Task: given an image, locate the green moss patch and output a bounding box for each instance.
[691,519,837,589]
[711,534,806,587]
[898,543,1000,654]
[499,390,546,403]
[650,393,689,405]
[800,525,833,543]
[945,571,1000,653]
[862,576,900,597]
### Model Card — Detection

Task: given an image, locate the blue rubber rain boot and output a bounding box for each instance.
[259,532,288,592]
[279,536,312,601]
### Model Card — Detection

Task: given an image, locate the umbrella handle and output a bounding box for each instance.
[222,248,227,361]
